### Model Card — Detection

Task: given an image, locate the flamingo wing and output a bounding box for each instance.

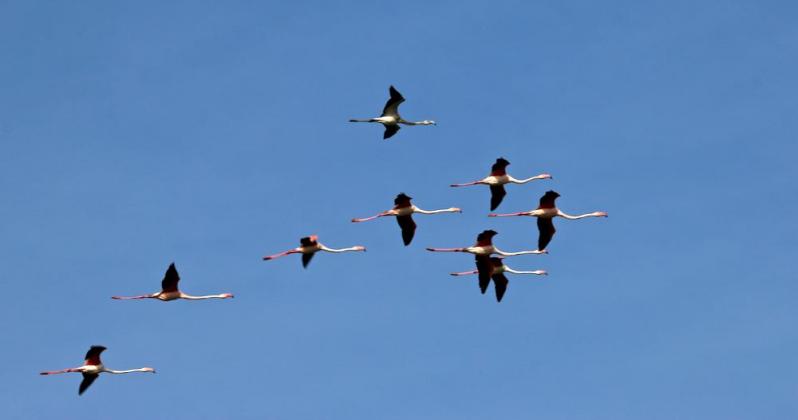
[300,236,317,247]
[381,85,405,117]
[475,256,492,294]
[301,253,315,268]
[492,272,509,302]
[161,263,180,293]
[79,373,99,395]
[536,217,556,251]
[84,345,106,366]
[489,185,506,211]
[396,215,417,246]
[383,124,400,139]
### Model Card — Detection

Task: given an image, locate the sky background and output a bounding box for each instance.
[1,1,797,419]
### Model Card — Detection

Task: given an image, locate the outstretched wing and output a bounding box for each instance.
[489,185,506,211]
[161,263,180,293]
[383,124,400,139]
[537,217,556,251]
[301,253,315,268]
[492,272,509,302]
[381,85,405,117]
[84,345,106,366]
[396,215,417,246]
[475,256,492,294]
[79,373,99,395]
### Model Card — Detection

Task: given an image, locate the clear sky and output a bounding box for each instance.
[1,1,796,419]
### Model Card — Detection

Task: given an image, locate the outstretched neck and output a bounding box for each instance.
[414,207,461,215]
[494,247,546,256]
[399,119,436,126]
[321,245,366,253]
[505,267,548,275]
[557,210,607,220]
[180,293,233,300]
[104,367,154,374]
[509,174,552,184]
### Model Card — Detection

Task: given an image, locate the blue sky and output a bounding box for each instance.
[1,1,797,418]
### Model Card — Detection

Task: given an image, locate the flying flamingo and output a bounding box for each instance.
[349,85,436,139]
[111,263,233,301]
[352,193,461,245]
[426,229,546,257]
[450,256,547,302]
[450,157,552,210]
[40,346,155,395]
[262,235,366,268]
[489,190,607,251]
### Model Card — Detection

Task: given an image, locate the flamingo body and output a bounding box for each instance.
[352,193,460,246]
[111,263,234,301]
[450,257,547,302]
[349,86,435,139]
[262,235,366,268]
[450,158,552,210]
[488,190,607,251]
[40,346,155,395]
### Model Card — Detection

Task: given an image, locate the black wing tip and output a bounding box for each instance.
[383,126,400,139]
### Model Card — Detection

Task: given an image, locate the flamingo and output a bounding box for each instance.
[349,85,436,139]
[111,263,233,301]
[40,346,155,395]
[450,256,547,302]
[262,235,366,268]
[488,190,607,251]
[450,157,552,210]
[352,193,461,245]
[426,229,546,257]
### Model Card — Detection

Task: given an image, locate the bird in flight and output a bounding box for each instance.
[262,235,366,268]
[40,346,155,395]
[489,190,607,252]
[349,85,436,139]
[111,263,234,301]
[450,256,547,302]
[450,157,552,210]
[352,193,461,246]
[426,229,546,257]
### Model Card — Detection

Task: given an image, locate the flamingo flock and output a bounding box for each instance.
[40,85,607,395]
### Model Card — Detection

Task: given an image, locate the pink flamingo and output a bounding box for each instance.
[262,235,366,268]
[40,346,155,395]
[450,157,552,210]
[450,256,547,302]
[352,193,461,245]
[111,263,233,301]
[426,229,546,257]
[489,190,607,252]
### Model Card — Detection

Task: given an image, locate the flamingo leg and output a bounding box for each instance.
[426,247,465,252]
[488,211,530,217]
[262,249,300,260]
[450,181,483,187]
[40,368,80,375]
[450,270,478,276]
[351,212,391,223]
[111,294,154,300]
